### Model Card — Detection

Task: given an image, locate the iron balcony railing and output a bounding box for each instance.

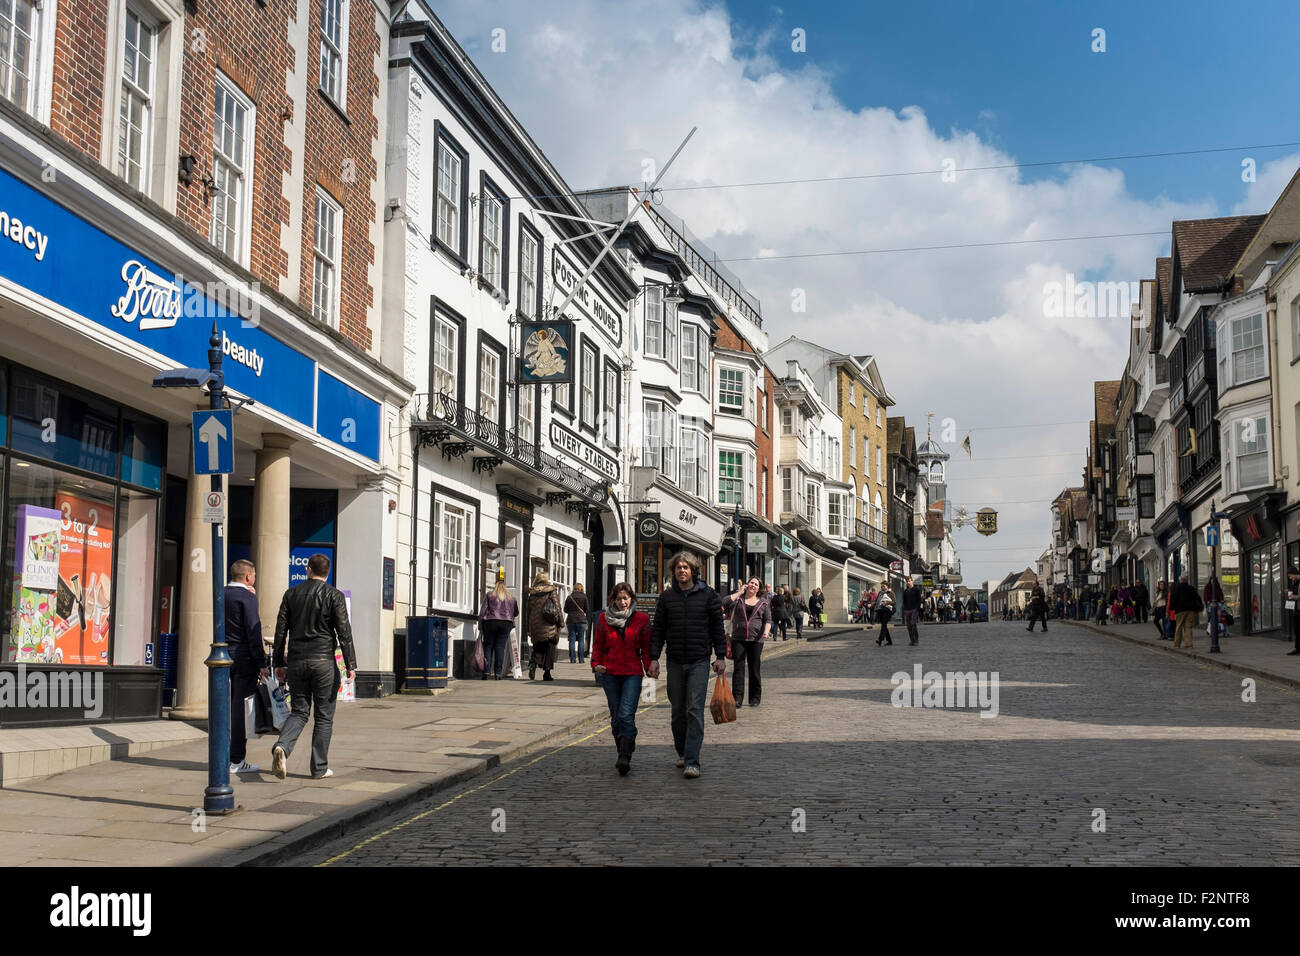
[642,204,763,328]
[411,391,608,506]
[853,517,889,550]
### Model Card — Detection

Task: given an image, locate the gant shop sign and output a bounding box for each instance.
[0,164,381,461]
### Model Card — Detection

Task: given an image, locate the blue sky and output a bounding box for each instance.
[722,0,1300,213]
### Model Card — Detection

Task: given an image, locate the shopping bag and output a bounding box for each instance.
[473,634,487,673]
[264,674,290,729]
[819,612,827,624]
[253,681,276,735]
[710,673,737,724]
[244,694,260,739]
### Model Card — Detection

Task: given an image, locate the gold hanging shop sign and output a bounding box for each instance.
[976,508,998,536]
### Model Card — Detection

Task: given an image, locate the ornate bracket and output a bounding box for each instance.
[473,456,503,475]
[441,442,475,462]
[415,426,451,449]
[546,492,571,507]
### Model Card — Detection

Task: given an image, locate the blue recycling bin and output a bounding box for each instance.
[405,616,449,691]
[158,632,179,707]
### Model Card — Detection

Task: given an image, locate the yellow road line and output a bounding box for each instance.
[316,638,815,866]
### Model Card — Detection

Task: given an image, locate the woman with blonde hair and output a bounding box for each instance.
[565,582,589,664]
[477,568,518,679]
[526,570,564,681]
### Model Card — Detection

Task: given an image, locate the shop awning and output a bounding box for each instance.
[795,526,855,564]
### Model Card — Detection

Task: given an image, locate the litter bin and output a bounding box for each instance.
[404,616,448,691]
[158,632,179,707]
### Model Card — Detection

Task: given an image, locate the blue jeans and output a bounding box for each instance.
[667,659,710,769]
[567,622,587,662]
[602,673,643,739]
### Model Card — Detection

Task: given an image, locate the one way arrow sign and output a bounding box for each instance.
[193,410,234,475]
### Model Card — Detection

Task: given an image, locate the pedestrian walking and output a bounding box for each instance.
[1202,574,1225,644]
[966,595,979,622]
[526,571,563,681]
[865,586,878,625]
[874,582,896,645]
[1133,580,1150,624]
[477,569,518,679]
[1026,584,1048,632]
[648,552,727,779]
[591,582,652,776]
[791,586,808,639]
[770,585,791,640]
[1151,580,1169,640]
[1287,567,1300,656]
[724,577,771,708]
[809,587,825,630]
[224,559,269,775]
[565,583,589,664]
[902,576,922,645]
[270,553,355,781]
[1170,573,1201,649]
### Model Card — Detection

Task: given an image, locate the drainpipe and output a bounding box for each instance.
[409,422,420,615]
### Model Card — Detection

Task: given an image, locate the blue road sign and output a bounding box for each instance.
[193,409,234,475]
[1205,524,1220,548]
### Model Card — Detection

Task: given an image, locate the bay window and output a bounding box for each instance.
[718,449,743,505]
[1217,312,1267,392]
[1223,413,1270,493]
[719,367,745,414]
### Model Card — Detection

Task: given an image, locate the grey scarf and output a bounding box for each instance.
[604,603,634,629]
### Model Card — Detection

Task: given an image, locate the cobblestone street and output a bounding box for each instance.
[292,622,1300,866]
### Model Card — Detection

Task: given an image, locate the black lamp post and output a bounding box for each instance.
[732,503,743,593]
[153,321,234,814]
[1208,503,1232,654]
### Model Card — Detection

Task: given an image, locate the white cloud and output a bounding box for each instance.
[431,0,1256,587]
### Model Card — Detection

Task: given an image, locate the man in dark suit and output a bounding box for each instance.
[225,559,269,773]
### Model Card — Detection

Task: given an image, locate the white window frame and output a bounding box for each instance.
[850,426,856,467]
[581,342,597,428]
[1292,296,1300,363]
[644,286,664,358]
[547,536,575,608]
[518,384,535,447]
[642,399,663,470]
[312,188,342,328]
[874,491,883,528]
[781,406,794,435]
[863,437,870,477]
[849,381,856,407]
[805,480,821,528]
[718,447,744,506]
[601,363,618,449]
[480,187,504,292]
[718,366,745,415]
[432,494,476,614]
[828,491,844,538]
[1223,408,1271,494]
[0,0,53,120]
[876,446,883,479]
[876,406,882,428]
[664,405,679,484]
[209,74,255,265]
[116,6,157,193]
[478,344,500,425]
[519,226,540,320]
[681,322,699,393]
[432,313,459,398]
[1217,311,1267,393]
[435,135,463,254]
[782,467,793,515]
[318,0,349,108]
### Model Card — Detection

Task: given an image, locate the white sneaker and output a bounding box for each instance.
[271,745,287,780]
[683,766,700,779]
[313,768,334,779]
[230,760,259,773]
[675,756,686,768]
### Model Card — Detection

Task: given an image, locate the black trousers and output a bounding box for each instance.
[732,640,763,705]
[1027,608,1048,630]
[877,609,893,643]
[230,665,260,765]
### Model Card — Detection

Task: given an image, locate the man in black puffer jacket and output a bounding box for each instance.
[271,553,356,780]
[649,551,726,779]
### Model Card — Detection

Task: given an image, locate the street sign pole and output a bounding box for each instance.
[203,323,234,814]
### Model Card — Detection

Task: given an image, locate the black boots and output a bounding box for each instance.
[615,736,634,775]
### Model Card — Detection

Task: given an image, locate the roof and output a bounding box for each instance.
[1155,257,1171,307]
[1232,165,1300,281]
[1094,381,1121,429]
[916,436,950,461]
[1071,490,1089,521]
[1171,215,1267,294]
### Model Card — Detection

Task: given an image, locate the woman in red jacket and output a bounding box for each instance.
[591,581,653,776]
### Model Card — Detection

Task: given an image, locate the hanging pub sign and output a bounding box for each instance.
[518,319,575,386]
[976,508,998,536]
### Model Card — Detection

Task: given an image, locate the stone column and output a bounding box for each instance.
[251,435,294,649]
[172,429,222,721]
[337,476,399,696]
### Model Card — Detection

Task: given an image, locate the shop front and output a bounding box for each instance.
[632,475,727,611]
[1229,497,1285,637]
[0,149,404,721]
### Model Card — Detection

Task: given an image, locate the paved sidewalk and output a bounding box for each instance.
[1060,615,1300,690]
[0,629,851,867]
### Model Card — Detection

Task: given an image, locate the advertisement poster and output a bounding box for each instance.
[53,493,115,665]
[336,589,355,702]
[9,505,63,663]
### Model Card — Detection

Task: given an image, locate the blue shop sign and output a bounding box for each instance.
[0,165,379,461]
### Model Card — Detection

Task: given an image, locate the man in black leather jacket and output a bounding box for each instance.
[270,553,356,780]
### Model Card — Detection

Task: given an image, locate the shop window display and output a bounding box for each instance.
[1219,527,1241,625]
[1249,542,1281,632]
